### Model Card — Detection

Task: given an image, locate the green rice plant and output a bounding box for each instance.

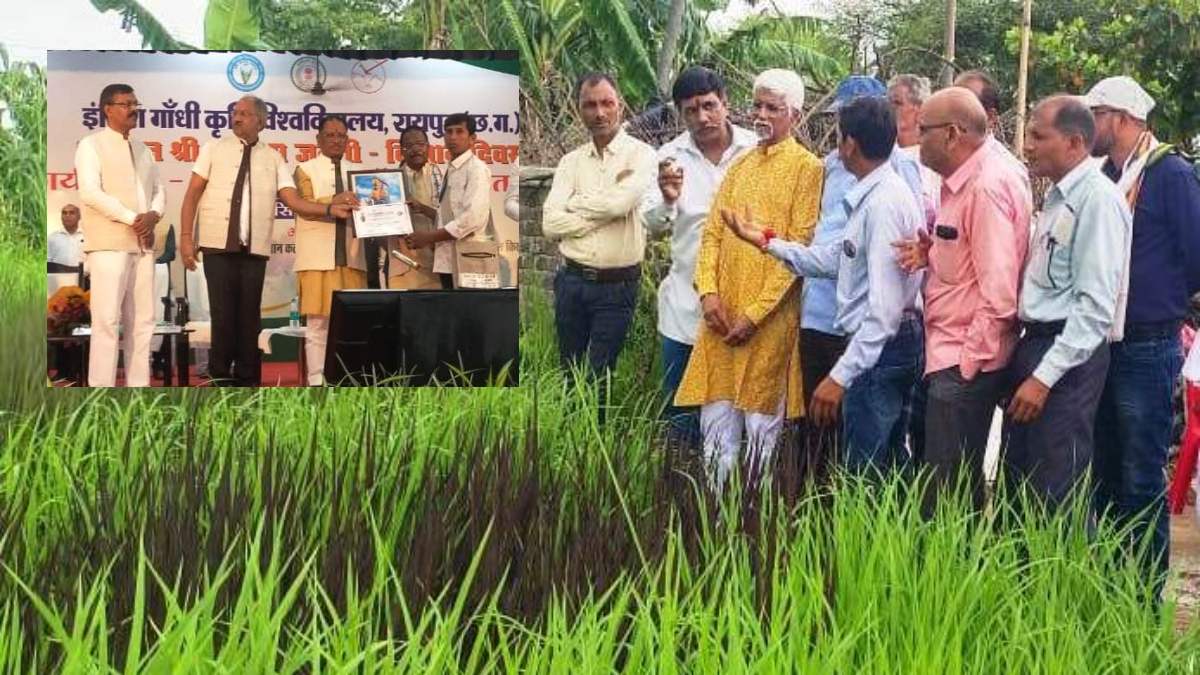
[0,49,47,251]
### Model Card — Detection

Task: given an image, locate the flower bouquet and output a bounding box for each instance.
[47,285,91,337]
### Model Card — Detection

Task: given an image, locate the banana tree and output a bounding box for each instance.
[88,0,194,49]
[205,0,271,49]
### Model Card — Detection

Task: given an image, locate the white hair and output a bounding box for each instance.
[239,95,269,125]
[753,69,806,115]
[887,74,932,105]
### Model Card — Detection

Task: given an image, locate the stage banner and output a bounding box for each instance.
[47,51,519,316]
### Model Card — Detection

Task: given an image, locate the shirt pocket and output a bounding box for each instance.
[929,224,968,285]
[1028,208,1077,290]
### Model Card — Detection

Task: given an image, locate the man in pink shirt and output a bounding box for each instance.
[895,87,1032,511]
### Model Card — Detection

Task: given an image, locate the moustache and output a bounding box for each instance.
[753,121,773,142]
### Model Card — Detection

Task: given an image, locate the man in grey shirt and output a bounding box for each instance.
[724,96,924,472]
[1004,95,1131,508]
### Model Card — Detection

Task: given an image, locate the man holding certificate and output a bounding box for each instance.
[403,112,494,289]
[293,115,368,386]
[387,125,443,290]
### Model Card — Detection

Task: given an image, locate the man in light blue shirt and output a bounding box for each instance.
[641,66,758,447]
[1005,95,1131,508]
[725,96,924,471]
[800,76,927,470]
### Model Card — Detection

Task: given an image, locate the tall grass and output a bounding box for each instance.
[2,295,1200,670]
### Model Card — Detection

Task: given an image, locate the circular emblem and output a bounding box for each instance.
[227,54,265,92]
[290,56,327,94]
[351,60,387,94]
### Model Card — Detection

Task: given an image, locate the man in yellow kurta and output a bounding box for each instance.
[293,115,367,385]
[675,69,824,489]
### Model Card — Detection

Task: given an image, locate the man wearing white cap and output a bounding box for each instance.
[1085,75,1200,591]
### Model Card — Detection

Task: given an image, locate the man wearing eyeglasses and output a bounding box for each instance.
[893,87,1032,512]
[74,83,166,387]
[1085,76,1200,587]
[386,125,443,290]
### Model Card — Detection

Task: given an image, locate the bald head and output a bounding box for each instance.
[924,88,989,137]
[917,87,988,177]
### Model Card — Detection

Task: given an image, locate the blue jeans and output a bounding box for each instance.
[842,320,923,473]
[553,269,639,419]
[661,335,700,447]
[1093,332,1184,587]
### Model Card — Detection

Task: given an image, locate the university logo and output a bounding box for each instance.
[351,60,387,94]
[227,54,265,92]
[291,56,327,94]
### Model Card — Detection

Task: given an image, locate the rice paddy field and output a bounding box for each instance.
[3,62,1200,673]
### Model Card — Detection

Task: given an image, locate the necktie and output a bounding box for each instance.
[226,141,254,251]
[333,158,347,267]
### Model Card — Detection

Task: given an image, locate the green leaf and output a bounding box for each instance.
[205,0,272,50]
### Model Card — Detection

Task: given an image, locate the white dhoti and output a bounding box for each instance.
[700,398,786,491]
[305,314,329,386]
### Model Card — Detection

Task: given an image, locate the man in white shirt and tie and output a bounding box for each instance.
[74,83,166,387]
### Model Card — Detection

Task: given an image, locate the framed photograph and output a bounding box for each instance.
[347,169,414,238]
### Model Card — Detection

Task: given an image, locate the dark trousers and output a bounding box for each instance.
[923,366,1007,512]
[363,238,382,288]
[1002,334,1110,509]
[553,268,638,416]
[799,329,848,476]
[661,334,700,448]
[204,251,267,387]
[841,320,923,473]
[1093,331,1183,589]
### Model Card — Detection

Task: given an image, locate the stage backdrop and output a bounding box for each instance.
[47,51,519,317]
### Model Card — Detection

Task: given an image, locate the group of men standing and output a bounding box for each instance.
[542,67,1200,593]
[70,83,516,387]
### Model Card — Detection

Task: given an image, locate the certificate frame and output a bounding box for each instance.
[346,169,414,238]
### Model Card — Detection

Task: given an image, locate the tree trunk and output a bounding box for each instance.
[426,0,448,49]
[941,0,957,86]
[656,0,687,100]
[1014,0,1033,156]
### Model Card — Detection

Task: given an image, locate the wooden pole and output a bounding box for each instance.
[1014,0,1033,156]
[941,0,957,86]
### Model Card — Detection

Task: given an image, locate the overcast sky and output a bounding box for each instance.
[0,0,204,64]
[1,0,835,65]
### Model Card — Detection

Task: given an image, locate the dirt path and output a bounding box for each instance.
[1171,509,1200,631]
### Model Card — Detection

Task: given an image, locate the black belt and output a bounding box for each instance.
[1123,320,1181,342]
[1022,320,1066,338]
[563,258,641,283]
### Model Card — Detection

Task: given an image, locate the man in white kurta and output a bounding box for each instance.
[74,83,166,387]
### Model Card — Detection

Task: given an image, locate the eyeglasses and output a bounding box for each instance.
[918,122,956,135]
[106,101,141,110]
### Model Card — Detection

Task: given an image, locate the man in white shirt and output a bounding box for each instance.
[179,95,357,386]
[504,159,520,221]
[641,66,757,446]
[404,112,493,289]
[888,74,941,214]
[74,84,166,387]
[543,73,657,421]
[48,203,84,271]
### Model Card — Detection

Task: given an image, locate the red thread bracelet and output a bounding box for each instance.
[760,227,776,250]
